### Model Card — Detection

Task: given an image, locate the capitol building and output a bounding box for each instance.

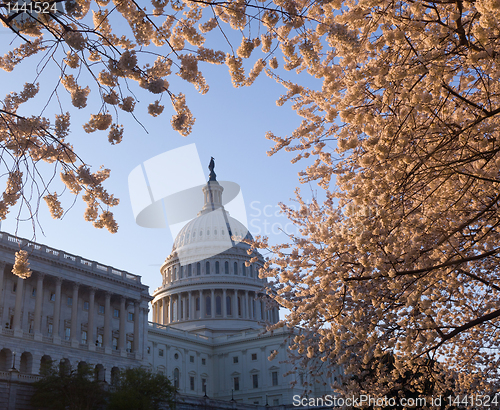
[0,168,337,409]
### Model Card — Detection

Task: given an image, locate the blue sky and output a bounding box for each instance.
[0,17,327,310]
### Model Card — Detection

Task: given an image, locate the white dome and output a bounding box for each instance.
[173,208,252,252]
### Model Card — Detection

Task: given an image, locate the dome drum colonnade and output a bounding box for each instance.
[152,173,279,330]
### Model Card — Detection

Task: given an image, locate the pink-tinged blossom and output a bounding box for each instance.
[12,250,31,279]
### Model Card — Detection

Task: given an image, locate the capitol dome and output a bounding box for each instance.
[151,165,279,334]
[172,202,253,254]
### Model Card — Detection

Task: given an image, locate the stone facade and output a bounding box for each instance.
[0,231,151,385]
[146,179,337,406]
[0,176,338,409]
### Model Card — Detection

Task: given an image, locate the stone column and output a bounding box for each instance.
[183,294,188,320]
[233,290,238,318]
[88,288,96,351]
[142,307,148,359]
[256,295,262,321]
[177,293,181,321]
[169,296,173,323]
[134,301,141,357]
[70,283,80,347]
[200,290,205,319]
[0,263,5,323]
[53,278,63,341]
[33,273,44,340]
[119,296,126,355]
[188,291,193,320]
[222,289,227,318]
[210,289,215,317]
[13,276,24,335]
[162,297,168,325]
[244,291,249,319]
[103,292,111,353]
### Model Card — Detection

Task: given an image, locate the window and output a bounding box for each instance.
[216,296,221,315]
[242,263,246,276]
[81,330,87,344]
[202,378,207,394]
[28,319,34,334]
[113,309,119,318]
[174,368,180,389]
[128,312,134,321]
[98,305,105,314]
[234,376,240,391]
[206,296,211,316]
[190,355,194,363]
[174,266,177,280]
[65,327,70,341]
[196,297,200,311]
[180,266,184,278]
[205,261,210,274]
[251,353,257,361]
[202,358,206,365]
[112,337,118,350]
[225,261,229,274]
[190,376,195,391]
[226,296,232,316]
[67,297,73,306]
[159,349,164,357]
[272,371,278,386]
[48,323,53,335]
[31,287,36,297]
[127,340,132,353]
[83,301,89,311]
[188,264,192,276]
[174,353,179,360]
[273,399,280,405]
[196,262,201,275]
[233,356,238,364]
[97,334,103,347]
[215,261,220,274]
[252,374,259,388]
[250,265,254,277]
[50,293,55,302]
[12,282,16,293]
[234,262,238,275]
[147,346,151,354]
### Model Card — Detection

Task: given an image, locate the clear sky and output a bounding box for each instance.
[0,16,327,310]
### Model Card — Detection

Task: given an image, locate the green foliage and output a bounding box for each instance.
[108,367,176,410]
[31,361,106,410]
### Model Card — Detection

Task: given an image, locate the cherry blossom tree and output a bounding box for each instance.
[251,0,500,399]
[2,0,500,396]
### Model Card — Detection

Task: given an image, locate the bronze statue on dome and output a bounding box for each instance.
[208,157,217,181]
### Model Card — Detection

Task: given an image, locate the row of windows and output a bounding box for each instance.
[148,349,207,366]
[232,353,259,363]
[165,261,255,282]
[174,371,279,392]
[27,288,131,318]
[29,289,136,320]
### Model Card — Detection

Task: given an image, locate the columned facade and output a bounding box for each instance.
[0,231,151,380]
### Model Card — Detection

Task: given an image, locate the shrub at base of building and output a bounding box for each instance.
[31,363,175,410]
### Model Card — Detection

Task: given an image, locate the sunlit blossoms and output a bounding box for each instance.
[2,0,500,397]
[12,250,31,279]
